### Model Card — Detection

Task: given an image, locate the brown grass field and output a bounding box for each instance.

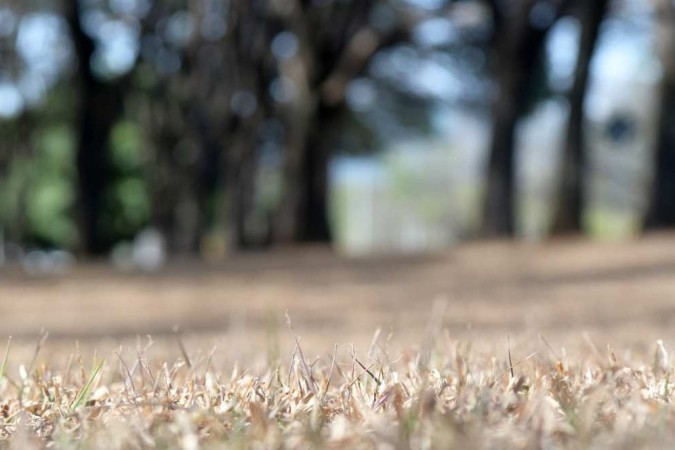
[3,234,675,447]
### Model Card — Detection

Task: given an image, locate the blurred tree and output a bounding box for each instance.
[0,1,27,245]
[137,0,412,250]
[551,0,609,234]
[646,0,675,229]
[136,0,274,251]
[8,0,636,254]
[482,0,567,236]
[271,0,409,243]
[65,0,131,254]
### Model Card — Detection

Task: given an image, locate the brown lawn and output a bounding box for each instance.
[3,233,675,364]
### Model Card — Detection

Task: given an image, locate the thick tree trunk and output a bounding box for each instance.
[483,80,520,236]
[482,0,552,237]
[188,101,226,252]
[194,137,222,250]
[66,0,124,255]
[76,86,123,254]
[222,117,259,250]
[148,124,177,248]
[274,120,309,244]
[299,103,336,242]
[646,0,675,228]
[552,0,608,234]
[274,101,336,244]
[232,149,257,249]
[646,81,675,227]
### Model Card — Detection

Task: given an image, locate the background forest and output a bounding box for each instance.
[1,0,673,264]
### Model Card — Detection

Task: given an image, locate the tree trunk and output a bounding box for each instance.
[646,0,675,228]
[483,79,519,236]
[66,0,124,255]
[274,100,337,244]
[75,86,122,254]
[194,137,222,249]
[273,118,309,244]
[552,0,608,234]
[482,0,552,237]
[646,82,675,228]
[188,101,226,252]
[299,103,336,242]
[222,116,259,250]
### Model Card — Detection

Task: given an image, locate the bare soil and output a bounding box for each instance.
[3,234,675,362]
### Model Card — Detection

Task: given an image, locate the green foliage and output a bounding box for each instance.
[26,126,77,247]
[0,125,79,247]
[100,119,150,241]
[103,177,150,239]
[39,84,78,123]
[110,120,145,171]
[37,125,76,172]
[586,208,640,240]
[0,157,30,238]
[26,176,77,246]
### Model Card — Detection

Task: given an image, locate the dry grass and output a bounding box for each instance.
[4,236,675,448]
[2,326,675,449]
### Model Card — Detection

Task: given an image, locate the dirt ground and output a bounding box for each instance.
[3,234,675,365]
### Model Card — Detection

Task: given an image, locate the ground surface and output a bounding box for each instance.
[4,236,675,448]
[3,234,675,363]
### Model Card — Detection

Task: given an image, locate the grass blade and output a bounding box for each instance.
[70,359,105,410]
[0,336,10,386]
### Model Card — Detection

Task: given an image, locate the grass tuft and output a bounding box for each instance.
[0,334,673,448]
[0,336,10,386]
[70,358,105,411]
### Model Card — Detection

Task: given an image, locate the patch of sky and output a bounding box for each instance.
[200,15,227,41]
[546,16,580,92]
[271,31,299,60]
[109,0,152,18]
[270,76,296,104]
[346,78,378,112]
[331,156,385,187]
[591,17,659,84]
[412,17,459,48]
[81,7,107,37]
[91,19,140,77]
[16,12,73,84]
[397,0,447,12]
[410,57,463,99]
[0,83,24,119]
[18,73,48,107]
[165,11,195,47]
[584,12,660,123]
[371,45,469,102]
[270,76,297,103]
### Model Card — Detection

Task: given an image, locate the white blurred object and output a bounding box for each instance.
[22,249,75,276]
[110,241,135,272]
[48,250,75,274]
[131,228,166,272]
[3,243,24,265]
